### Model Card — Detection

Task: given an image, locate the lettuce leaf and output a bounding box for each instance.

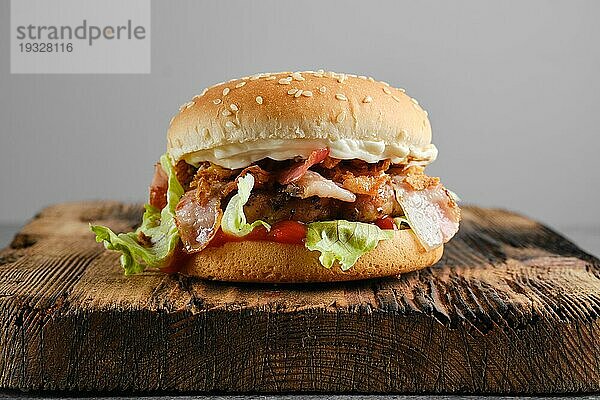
[305,220,395,270]
[90,153,184,275]
[221,174,270,237]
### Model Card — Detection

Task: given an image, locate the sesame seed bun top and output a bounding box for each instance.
[167,71,436,169]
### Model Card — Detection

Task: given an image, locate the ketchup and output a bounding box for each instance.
[209,220,308,248]
[266,220,308,244]
[162,218,394,273]
[374,216,398,231]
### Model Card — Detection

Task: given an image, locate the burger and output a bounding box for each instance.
[91,70,461,282]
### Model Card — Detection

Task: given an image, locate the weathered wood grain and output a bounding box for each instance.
[0,201,598,394]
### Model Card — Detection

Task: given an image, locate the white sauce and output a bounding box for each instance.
[182,139,438,169]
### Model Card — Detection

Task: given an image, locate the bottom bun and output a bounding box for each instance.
[179,229,443,283]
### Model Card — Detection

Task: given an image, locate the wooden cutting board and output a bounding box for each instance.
[0,202,598,394]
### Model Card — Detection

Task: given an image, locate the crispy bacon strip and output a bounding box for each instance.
[288,171,356,202]
[320,156,342,169]
[392,177,460,251]
[175,190,223,253]
[340,174,391,196]
[278,148,330,184]
[208,164,272,201]
[238,165,271,189]
[191,163,238,205]
[404,174,440,191]
[175,160,196,190]
[149,163,168,210]
[329,159,390,177]
[175,164,274,252]
[400,166,440,191]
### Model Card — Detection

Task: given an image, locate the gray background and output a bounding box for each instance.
[1,1,599,252]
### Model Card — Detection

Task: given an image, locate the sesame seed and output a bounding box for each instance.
[381,81,390,87]
[337,74,347,83]
[230,103,239,111]
[225,121,236,129]
[200,88,208,95]
[317,69,325,74]
[212,99,222,105]
[358,75,367,80]
[249,75,261,81]
[319,86,327,93]
[256,96,263,105]
[367,77,375,82]
[185,101,195,109]
[278,78,292,85]
[288,88,298,95]
[336,111,346,123]
[383,87,391,95]
[294,89,303,98]
[222,109,232,117]
[392,95,401,102]
[411,98,419,105]
[265,76,277,81]
[222,88,230,96]
[193,95,202,100]
[169,116,175,125]
[398,88,406,93]
[303,90,313,97]
[235,81,246,88]
[423,110,428,116]
[292,72,305,81]
[363,96,373,103]
[335,93,348,101]
[348,74,357,78]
